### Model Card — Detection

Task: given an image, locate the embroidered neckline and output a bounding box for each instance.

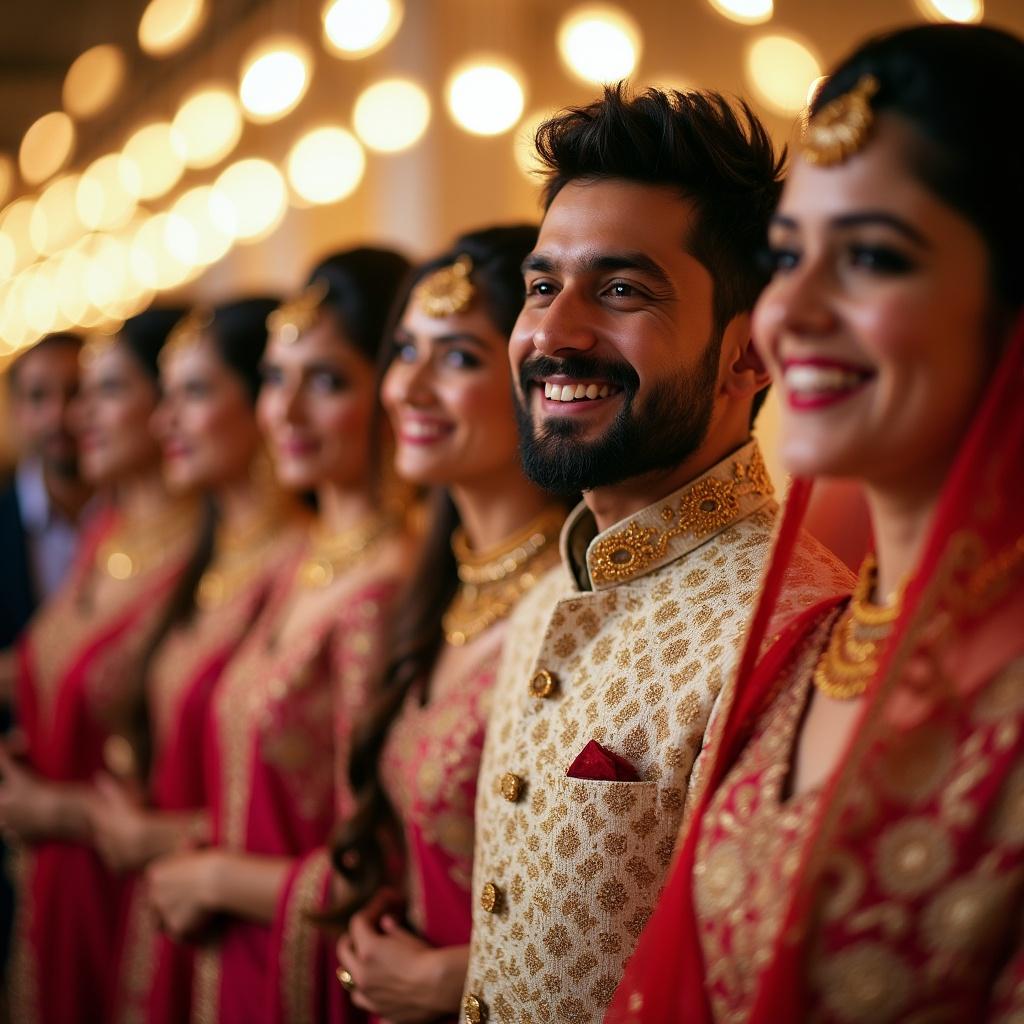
[579,442,774,589]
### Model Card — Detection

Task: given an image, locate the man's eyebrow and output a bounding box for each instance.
[522,250,673,289]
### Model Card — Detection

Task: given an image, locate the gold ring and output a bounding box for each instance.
[336,967,356,993]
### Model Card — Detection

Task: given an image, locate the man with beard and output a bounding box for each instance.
[460,87,854,1024]
[1,333,90,647]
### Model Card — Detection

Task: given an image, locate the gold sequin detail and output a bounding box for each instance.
[588,447,773,586]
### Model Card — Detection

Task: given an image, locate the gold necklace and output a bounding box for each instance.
[443,507,565,647]
[196,508,298,610]
[297,512,397,589]
[812,553,904,701]
[96,504,196,581]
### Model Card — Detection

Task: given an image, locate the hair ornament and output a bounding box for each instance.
[412,254,475,318]
[267,277,330,344]
[159,307,214,367]
[801,73,880,167]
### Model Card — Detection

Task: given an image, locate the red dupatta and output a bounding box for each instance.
[606,313,1024,1023]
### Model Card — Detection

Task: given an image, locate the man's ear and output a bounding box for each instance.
[719,312,771,402]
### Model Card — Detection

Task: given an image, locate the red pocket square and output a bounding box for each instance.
[566,739,640,782]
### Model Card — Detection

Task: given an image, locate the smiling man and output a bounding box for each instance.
[461,87,855,1024]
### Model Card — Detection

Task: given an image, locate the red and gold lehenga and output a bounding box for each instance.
[111,514,306,1024]
[192,530,401,1024]
[9,502,198,1024]
[606,318,1024,1023]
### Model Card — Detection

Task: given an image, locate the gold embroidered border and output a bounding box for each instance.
[191,944,221,1024]
[280,849,332,1024]
[112,886,159,1024]
[589,447,774,587]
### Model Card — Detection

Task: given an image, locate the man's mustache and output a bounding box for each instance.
[518,355,640,396]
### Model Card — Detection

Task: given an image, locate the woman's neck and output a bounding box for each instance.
[216,472,278,536]
[315,480,378,534]
[450,472,558,553]
[863,481,942,600]
[114,468,177,526]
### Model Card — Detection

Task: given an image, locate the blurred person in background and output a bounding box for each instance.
[0,309,200,1024]
[0,332,91,648]
[0,332,92,1013]
[607,23,1024,1024]
[332,226,567,1023]
[145,249,412,1024]
[89,299,308,1024]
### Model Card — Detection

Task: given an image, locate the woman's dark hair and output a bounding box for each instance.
[329,224,541,918]
[308,246,413,364]
[117,307,187,383]
[813,23,1024,313]
[204,296,282,402]
[124,297,280,777]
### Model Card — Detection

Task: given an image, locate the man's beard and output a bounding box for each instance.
[515,338,720,494]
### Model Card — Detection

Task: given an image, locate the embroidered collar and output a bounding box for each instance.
[560,440,775,592]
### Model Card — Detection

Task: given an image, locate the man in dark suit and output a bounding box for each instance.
[1,333,91,648]
[0,333,90,982]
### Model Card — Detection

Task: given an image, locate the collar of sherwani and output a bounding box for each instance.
[561,440,775,591]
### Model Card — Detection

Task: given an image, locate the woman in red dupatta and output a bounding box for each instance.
[93,300,307,1024]
[0,310,200,1024]
[329,227,567,1024]
[607,23,1024,1024]
[144,249,411,1024]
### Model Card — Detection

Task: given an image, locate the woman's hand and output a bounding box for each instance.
[336,906,469,1023]
[0,742,83,843]
[147,848,223,940]
[88,774,152,872]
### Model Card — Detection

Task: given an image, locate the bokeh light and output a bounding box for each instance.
[130,213,199,290]
[63,45,126,120]
[322,0,403,59]
[120,122,185,201]
[914,0,983,21]
[210,159,287,243]
[558,5,641,85]
[172,85,244,169]
[706,0,773,26]
[165,185,233,266]
[0,154,13,208]
[446,60,526,137]
[85,235,131,312]
[77,153,139,231]
[239,36,312,124]
[22,264,57,336]
[353,78,430,153]
[746,34,823,115]
[19,111,75,186]
[54,244,92,325]
[513,108,556,181]
[287,127,366,205]
[0,198,38,274]
[29,174,85,255]
[139,0,207,58]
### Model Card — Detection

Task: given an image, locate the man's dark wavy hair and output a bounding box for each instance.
[534,84,785,421]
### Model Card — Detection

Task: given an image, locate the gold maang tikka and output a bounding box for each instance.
[801,73,880,167]
[267,277,330,344]
[159,307,214,368]
[412,254,475,317]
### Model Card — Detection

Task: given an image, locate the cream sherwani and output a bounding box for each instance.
[461,441,854,1024]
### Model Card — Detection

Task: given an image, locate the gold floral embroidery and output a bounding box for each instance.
[813,941,914,1024]
[588,445,773,587]
[281,851,332,1024]
[874,819,954,899]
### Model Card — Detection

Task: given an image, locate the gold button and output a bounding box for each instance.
[463,993,485,1023]
[529,668,557,699]
[500,772,523,802]
[480,881,502,914]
